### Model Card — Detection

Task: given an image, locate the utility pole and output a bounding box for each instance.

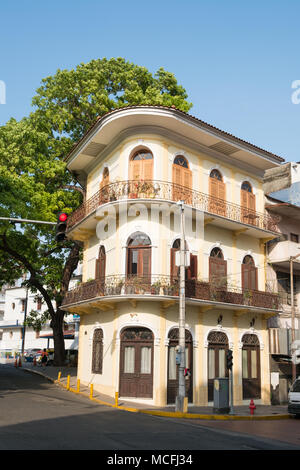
[21,287,29,357]
[290,253,300,383]
[0,217,56,225]
[175,200,186,413]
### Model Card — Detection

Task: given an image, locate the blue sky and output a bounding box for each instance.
[1,0,300,162]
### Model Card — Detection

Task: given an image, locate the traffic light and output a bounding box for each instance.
[55,212,68,242]
[226,349,233,370]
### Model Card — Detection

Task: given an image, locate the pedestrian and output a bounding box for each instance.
[41,349,48,369]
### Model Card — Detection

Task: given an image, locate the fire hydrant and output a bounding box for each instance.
[249,399,256,415]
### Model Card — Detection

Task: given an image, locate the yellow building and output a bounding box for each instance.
[62,105,283,406]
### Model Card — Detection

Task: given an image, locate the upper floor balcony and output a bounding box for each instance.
[61,274,281,316]
[67,180,279,239]
[268,239,300,271]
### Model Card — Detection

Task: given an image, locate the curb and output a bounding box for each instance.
[22,368,291,421]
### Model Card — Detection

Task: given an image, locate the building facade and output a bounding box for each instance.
[62,106,283,406]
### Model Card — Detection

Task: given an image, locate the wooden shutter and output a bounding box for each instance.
[183,169,192,189]
[170,248,179,279]
[130,160,141,180]
[209,257,227,287]
[143,159,153,181]
[172,165,182,201]
[242,264,257,290]
[140,248,151,277]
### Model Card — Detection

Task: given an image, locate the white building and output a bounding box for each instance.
[0,267,82,361]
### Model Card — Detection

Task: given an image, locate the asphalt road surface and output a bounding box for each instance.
[0,364,299,451]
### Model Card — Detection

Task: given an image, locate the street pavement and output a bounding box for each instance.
[0,363,299,451]
[17,360,290,418]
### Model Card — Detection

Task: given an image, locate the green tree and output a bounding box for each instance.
[0,57,192,365]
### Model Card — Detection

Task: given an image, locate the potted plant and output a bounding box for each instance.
[151,280,162,295]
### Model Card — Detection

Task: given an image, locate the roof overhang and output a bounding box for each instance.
[65,106,285,186]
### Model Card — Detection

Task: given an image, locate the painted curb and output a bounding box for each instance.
[23,368,291,421]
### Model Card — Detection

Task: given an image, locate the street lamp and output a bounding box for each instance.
[175,200,187,413]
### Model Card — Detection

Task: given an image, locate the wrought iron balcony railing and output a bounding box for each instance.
[67,180,279,232]
[62,275,281,311]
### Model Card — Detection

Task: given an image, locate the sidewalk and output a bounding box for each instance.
[19,362,291,421]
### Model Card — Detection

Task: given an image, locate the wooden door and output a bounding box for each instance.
[167,328,193,404]
[172,156,192,204]
[242,334,261,399]
[241,187,256,225]
[95,246,106,293]
[209,256,227,289]
[99,168,110,203]
[242,261,258,291]
[207,331,229,402]
[119,328,154,398]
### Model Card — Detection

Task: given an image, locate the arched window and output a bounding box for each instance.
[209,247,227,287]
[242,334,261,399]
[92,328,103,374]
[209,169,226,216]
[210,169,223,181]
[127,232,151,278]
[210,247,224,259]
[129,148,153,181]
[242,255,257,291]
[207,331,229,401]
[172,155,192,204]
[170,239,197,281]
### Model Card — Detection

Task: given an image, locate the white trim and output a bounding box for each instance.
[204,328,233,348]
[116,322,160,346]
[164,324,195,346]
[239,330,264,351]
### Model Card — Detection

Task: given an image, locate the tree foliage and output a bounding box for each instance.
[0,57,192,364]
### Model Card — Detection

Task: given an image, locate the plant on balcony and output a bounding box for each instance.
[151,280,162,295]
[243,289,253,306]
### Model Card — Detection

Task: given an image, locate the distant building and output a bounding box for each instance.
[0,266,82,361]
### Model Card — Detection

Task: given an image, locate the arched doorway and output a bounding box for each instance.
[95,245,106,292]
[242,255,258,291]
[172,155,192,204]
[241,181,256,225]
[242,333,261,399]
[119,327,154,398]
[129,148,153,181]
[209,169,226,216]
[207,331,229,402]
[167,328,193,404]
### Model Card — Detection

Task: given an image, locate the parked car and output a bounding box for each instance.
[288,377,300,417]
[24,349,42,362]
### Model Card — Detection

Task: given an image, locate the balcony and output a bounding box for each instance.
[61,275,281,314]
[268,240,300,271]
[67,180,279,237]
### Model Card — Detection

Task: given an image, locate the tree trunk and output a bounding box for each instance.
[51,310,66,366]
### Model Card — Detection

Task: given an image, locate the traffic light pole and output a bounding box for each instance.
[0,217,56,225]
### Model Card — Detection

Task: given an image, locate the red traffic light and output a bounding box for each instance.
[58,213,68,222]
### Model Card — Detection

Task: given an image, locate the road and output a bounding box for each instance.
[0,364,299,451]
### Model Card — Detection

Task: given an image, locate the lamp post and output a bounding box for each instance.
[175,200,186,413]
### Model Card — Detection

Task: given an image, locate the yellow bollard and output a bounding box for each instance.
[57,371,61,383]
[115,392,119,407]
[76,379,80,393]
[66,375,70,390]
[90,383,93,399]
